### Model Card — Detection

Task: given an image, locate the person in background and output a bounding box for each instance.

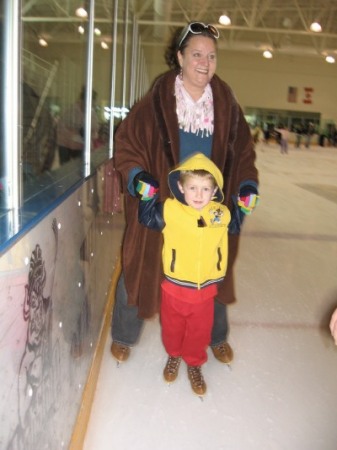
[275,124,289,154]
[295,123,303,148]
[252,124,262,144]
[110,21,259,367]
[263,123,271,145]
[57,86,98,164]
[304,122,315,149]
[330,308,337,345]
[138,153,231,396]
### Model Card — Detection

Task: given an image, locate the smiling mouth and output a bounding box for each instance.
[196,68,208,74]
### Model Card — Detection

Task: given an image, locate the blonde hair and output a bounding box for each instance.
[179,169,216,187]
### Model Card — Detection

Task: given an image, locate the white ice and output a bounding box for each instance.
[84,142,337,450]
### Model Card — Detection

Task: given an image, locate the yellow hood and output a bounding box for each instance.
[168,152,224,204]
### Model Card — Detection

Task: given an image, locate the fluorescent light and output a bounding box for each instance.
[310,22,322,32]
[38,37,48,47]
[75,7,88,18]
[219,14,231,26]
[325,55,335,63]
[263,50,273,59]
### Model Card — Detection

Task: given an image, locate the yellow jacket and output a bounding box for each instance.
[163,153,231,289]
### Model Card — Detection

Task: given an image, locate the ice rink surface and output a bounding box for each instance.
[84,142,337,450]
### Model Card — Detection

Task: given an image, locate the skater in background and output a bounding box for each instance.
[138,153,231,396]
[330,308,337,344]
[263,123,271,145]
[252,124,262,144]
[275,124,289,154]
[110,21,259,368]
[294,123,304,148]
[304,122,315,148]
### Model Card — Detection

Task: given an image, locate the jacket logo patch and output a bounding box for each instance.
[209,207,224,225]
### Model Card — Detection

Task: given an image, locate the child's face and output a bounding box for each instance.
[178,175,218,211]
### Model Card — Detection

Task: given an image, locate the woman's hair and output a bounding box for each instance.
[164,27,184,70]
[164,23,218,70]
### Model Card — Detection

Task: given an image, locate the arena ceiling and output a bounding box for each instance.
[23,0,337,61]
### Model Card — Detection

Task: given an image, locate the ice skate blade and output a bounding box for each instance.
[191,391,206,400]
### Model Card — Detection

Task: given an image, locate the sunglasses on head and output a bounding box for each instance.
[178,22,220,48]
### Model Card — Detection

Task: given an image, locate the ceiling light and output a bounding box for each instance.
[219,13,231,26]
[325,55,335,63]
[38,37,48,47]
[75,7,88,18]
[282,17,292,29]
[101,41,109,50]
[94,28,101,36]
[78,25,85,34]
[263,50,273,59]
[310,22,322,32]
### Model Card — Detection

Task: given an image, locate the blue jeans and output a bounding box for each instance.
[111,273,229,347]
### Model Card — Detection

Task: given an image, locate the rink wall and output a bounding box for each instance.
[0,164,123,450]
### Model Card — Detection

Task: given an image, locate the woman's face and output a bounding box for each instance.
[178,35,217,94]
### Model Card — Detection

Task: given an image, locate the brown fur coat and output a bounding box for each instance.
[115,70,258,318]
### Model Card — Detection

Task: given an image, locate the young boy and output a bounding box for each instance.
[137,153,230,396]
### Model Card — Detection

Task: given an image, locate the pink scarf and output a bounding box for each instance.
[175,75,214,138]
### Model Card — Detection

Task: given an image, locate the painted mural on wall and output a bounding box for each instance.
[0,172,122,449]
[7,220,59,449]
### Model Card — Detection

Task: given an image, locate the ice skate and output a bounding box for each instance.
[211,342,233,366]
[111,342,131,366]
[163,356,182,383]
[187,365,207,397]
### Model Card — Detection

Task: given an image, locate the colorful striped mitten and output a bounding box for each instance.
[238,192,259,215]
[133,171,159,201]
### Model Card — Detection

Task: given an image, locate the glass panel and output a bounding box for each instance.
[21,0,89,201]
[0,0,140,251]
[124,7,132,110]
[0,2,5,211]
[114,1,127,126]
[92,1,113,161]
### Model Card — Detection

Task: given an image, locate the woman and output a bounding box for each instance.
[110,22,259,367]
